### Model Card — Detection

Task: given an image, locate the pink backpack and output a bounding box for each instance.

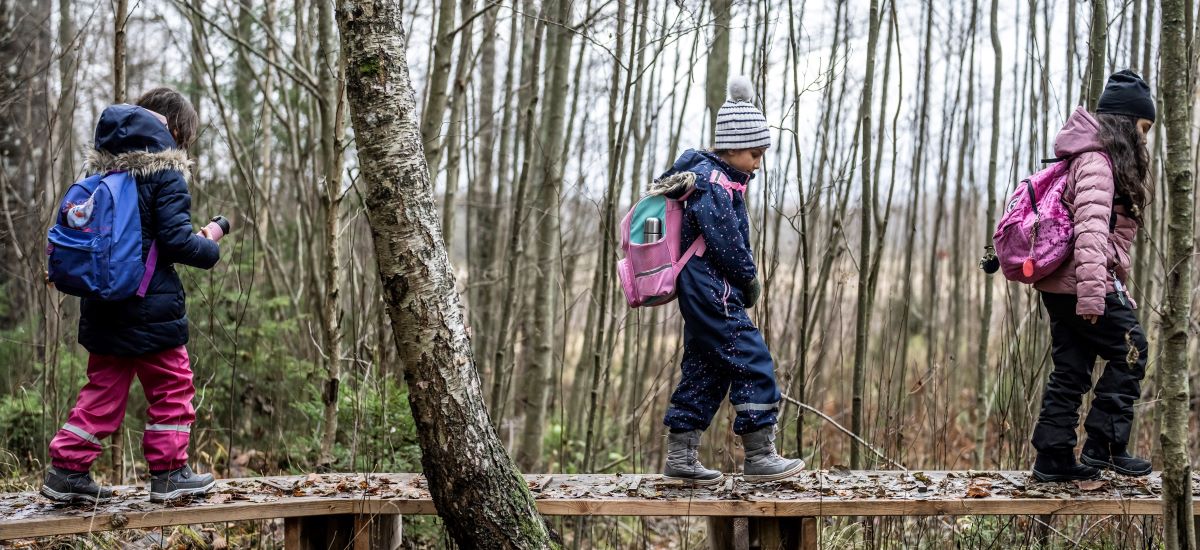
[617,172,707,308]
[993,153,1110,283]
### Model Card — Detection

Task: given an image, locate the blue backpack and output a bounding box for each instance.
[47,171,157,300]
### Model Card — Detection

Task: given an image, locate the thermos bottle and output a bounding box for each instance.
[643,217,662,243]
[200,216,231,242]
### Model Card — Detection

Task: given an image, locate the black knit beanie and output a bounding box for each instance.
[1096,69,1155,122]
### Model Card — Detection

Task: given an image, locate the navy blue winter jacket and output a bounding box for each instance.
[77,105,220,357]
[661,149,758,296]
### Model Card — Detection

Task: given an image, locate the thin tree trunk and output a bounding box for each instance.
[337,3,557,546]
[850,0,880,470]
[113,0,127,103]
[440,0,474,252]
[1156,2,1196,547]
[976,0,1003,471]
[517,0,571,472]
[419,0,457,172]
[317,0,346,469]
[705,0,731,140]
[1084,0,1108,110]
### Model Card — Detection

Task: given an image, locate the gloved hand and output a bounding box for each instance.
[744,278,762,309]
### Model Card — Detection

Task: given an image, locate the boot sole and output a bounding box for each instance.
[149,479,217,503]
[1080,455,1152,477]
[40,485,110,504]
[663,474,725,487]
[1031,468,1100,483]
[743,459,806,483]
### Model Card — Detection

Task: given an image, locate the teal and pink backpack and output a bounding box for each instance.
[47,170,157,300]
[617,172,707,308]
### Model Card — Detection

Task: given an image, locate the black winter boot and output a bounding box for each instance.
[1080,439,1152,476]
[149,465,216,502]
[40,467,114,504]
[1032,451,1101,482]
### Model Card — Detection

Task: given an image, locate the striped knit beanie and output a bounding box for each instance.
[714,76,771,150]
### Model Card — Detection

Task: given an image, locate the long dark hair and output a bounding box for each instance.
[136,87,198,149]
[1096,113,1151,224]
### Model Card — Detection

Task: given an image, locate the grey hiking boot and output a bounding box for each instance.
[40,467,114,504]
[663,430,724,486]
[741,426,805,482]
[149,465,216,503]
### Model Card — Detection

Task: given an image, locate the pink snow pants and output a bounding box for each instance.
[49,346,195,472]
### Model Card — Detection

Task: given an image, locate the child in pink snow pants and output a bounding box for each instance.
[42,88,221,504]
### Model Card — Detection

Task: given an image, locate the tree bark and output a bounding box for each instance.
[705,0,732,140]
[317,0,346,469]
[517,0,571,472]
[1156,2,1196,548]
[1084,0,1107,110]
[113,0,127,102]
[418,0,457,172]
[337,2,557,546]
[440,0,474,252]
[850,0,880,470]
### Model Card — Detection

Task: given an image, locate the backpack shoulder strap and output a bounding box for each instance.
[673,235,706,277]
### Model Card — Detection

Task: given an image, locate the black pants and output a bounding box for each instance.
[1031,291,1149,454]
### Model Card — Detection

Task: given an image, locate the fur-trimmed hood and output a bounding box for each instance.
[84,148,192,179]
[86,103,189,178]
[647,171,695,198]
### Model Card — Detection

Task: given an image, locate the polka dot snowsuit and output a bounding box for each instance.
[662,149,780,435]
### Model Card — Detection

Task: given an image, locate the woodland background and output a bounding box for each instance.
[0,0,1198,547]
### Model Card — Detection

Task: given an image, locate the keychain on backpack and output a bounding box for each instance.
[65,195,96,229]
[979,245,1000,274]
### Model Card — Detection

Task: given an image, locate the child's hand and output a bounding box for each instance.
[1081,314,1099,324]
[744,279,762,309]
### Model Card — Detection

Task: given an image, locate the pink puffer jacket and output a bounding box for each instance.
[1034,106,1138,316]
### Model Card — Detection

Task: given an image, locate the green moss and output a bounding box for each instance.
[358,57,382,77]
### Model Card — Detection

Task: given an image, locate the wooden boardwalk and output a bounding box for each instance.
[2,470,1196,541]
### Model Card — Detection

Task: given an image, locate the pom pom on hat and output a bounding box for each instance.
[714,75,770,150]
[728,75,755,102]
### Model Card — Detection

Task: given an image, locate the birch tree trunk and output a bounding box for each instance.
[1156,2,1196,547]
[317,0,346,469]
[337,2,557,546]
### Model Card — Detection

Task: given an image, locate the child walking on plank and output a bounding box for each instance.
[655,77,804,485]
[42,88,222,503]
[1031,70,1155,482]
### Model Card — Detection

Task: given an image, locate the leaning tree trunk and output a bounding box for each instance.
[1157,2,1196,548]
[336,2,557,547]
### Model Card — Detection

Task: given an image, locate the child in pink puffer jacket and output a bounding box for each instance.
[1030,70,1155,482]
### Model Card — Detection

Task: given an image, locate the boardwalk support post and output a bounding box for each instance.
[709,517,816,550]
[285,514,400,550]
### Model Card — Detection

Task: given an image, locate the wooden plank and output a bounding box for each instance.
[2,470,1195,541]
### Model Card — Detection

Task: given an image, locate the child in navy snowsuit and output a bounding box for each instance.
[659,77,804,485]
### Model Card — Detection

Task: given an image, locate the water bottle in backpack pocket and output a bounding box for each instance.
[47,171,156,300]
[616,173,707,308]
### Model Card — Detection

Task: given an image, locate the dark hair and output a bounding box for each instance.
[135,87,198,148]
[1096,113,1151,224]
